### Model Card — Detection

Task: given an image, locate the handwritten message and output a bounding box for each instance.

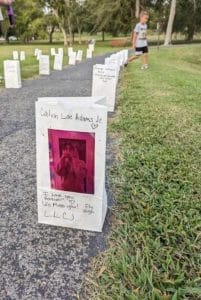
[4,60,21,89]
[94,67,117,83]
[40,190,96,223]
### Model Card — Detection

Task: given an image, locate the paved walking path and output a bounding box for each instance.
[0,54,114,300]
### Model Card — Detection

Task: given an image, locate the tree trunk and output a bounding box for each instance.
[67,15,73,46]
[61,26,68,46]
[78,27,82,44]
[64,0,73,46]
[186,0,196,42]
[102,30,105,42]
[164,0,177,46]
[52,8,68,46]
[5,27,10,43]
[0,22,3,36]
[135,0,140,19]
[186,26,195,42]
[49,26,55,44]
[76,17,82,45]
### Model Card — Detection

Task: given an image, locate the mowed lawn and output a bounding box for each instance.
[0,41,123,85]
[85,46,201,300]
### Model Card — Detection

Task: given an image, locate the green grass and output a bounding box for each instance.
[0,41,124,85]
[84,45,201,300]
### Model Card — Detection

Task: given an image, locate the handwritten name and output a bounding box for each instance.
[40,108,102,130]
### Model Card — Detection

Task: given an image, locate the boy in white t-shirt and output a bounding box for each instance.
[130,11,149,70]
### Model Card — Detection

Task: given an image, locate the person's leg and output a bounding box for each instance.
[129,54,140,62]
[128,47,141,62]
[141,47,149,69]
[142,53,148,66]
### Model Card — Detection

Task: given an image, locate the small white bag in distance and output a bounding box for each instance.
[69,52,76,65]
[4,60,22,89]
[54,54,63,71]
[39,55,50,75]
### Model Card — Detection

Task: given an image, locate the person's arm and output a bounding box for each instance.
[132,32,137,49]
[133,24,140,49]
[0,0,15,6]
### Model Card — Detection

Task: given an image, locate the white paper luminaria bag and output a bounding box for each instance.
[92,64,117,112]
[4,60,22,89]
[36,96,108,232]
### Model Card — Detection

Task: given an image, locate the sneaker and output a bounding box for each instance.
[141,64,149,70]
[0,36,5,41]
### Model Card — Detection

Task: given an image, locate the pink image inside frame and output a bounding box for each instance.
[48,129,95,194]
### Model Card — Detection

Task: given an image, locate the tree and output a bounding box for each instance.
[85,0,137,39]
[3,0,201,45]
[174,0,201,41]
[73,0,87,44]
[135,0,140,18]
[44,14,58,44]
[164,0,177,45]
[13,0,44,43]
[39,0,69,45]
[41,0,84,46]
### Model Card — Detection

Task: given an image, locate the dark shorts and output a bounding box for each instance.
[135,46,148,54]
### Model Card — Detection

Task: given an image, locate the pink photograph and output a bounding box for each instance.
[48,129,95,194]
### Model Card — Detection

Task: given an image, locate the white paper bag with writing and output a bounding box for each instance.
[39,55,50,75]
[51,48,56,56]
[68,47,73,57]
[89,44,95,52]
[69,52,76,65]
[13,51,19,60]
[36,97,108,232]
[34,48,39,56]
[76,50,83,62]
[104,58,120,84]
[86,49,93,59]
[92,64,117,112]
[4,60,22,89]
[58,48,64,56]
[37,50,42,61]
[20,51,26,61]
[54,54,63,71]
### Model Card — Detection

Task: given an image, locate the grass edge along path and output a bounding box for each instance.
[82,46,201,300]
